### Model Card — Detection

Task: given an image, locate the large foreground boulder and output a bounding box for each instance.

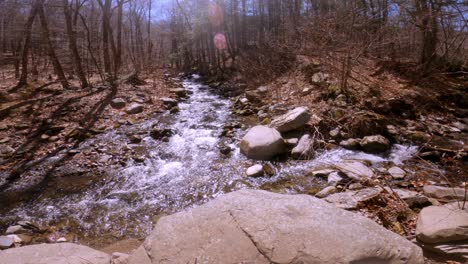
[129,190,423,264]
[270,107,311,132]
[0,243,110,264]
[416,204,468,259]
[240,126,285,160]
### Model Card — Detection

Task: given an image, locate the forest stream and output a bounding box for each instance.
[1,75,420,246]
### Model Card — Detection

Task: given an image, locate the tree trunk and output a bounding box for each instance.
[15,3,38,90]
[38,0,69,89]
[63,0,88,88]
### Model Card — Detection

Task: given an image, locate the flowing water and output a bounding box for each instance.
[1,75,418,243]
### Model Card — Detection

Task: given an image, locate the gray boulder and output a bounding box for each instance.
[334,160,374,181]
[385,188,430,208]
[325,187,382,209]
[126,103,143,114]
[246,164,264,177]
[388,166,406,179]
[110,98,126,109]
[240,126,285,160]
[0,243,110,264]
[128,190,423,264]
[270,107,311,132]
[0,236,14,249]
[423,185,467,202]
[339,138,361,150]
[416,204,468,259]
[416,205,468,244]
[360,135,391,153]
[291,134,314,159]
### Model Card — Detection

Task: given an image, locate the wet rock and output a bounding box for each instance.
[388,166,406,179]
[416,204,468,259]
[128,134,142,144]
[169,88,187,98]
[316,186,338,198]
[386,188,431,208]
[0,243,111,263]
[128,190,423,264]
[423,185,467,202]
[339,138,361,150]
[334,160,374,181]
[262,163,276,176]
[240,126,285,160]
[0,236,14,249]
[150,128,175,141]
[6,225,28,235]
[291,134,314,159]
[328,171,345,186]
[126,103,143,114]
[111,98,126,109]
[270,107,311,132]
[219,145,233,155]
[169,106,180,114]
[246,164,264,177]
[325,187,382,209]
[284,138,299,147]
[360,135,390,153]
[309,169,335,178]
[7,234,22,243]
[161,97,178,108]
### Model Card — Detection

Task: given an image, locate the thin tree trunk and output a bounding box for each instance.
[38,0,69,89]
[63,0,88,88]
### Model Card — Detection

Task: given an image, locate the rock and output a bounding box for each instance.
[112,252,130,264]
[0,236,14,249]
[329,127,340,138]
[284,138,298,147]
[239,126,285,160]
[128,190,423,264]
[302,87,312,96]
[270,107,311,132]
[111,98,126,109]
[0,243,110,264]
[245,90,262,104]
[360,135,390,153]
[417,205,468,244]
[315,186,338,198]
[7,234,22,243]
[423,185,467,202]
[291,134,314,159]
[128,134,142,144]
[388,166,406,179]
[161,97,178,108]
[311,72,329,83]
[262,163,276,176]
[0,145,15,156]
[169,88,187,98]
[328,171,345,186]
[339,138,361,150]
[325,187,382,209]
[150,128,175,140]
[348,183,364,190]
[308,169,335,178]
[239,97,249,104]
[125,103,143,114]
[246,164,264,177]
[6,225,28,234]
[0,123,9,130]
[219,145,232,155]
[385,188,431,208]
[334,160,374,181]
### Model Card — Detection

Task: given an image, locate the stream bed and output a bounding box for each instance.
[0,75,419,245]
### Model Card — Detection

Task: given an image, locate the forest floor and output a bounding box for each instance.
[0,55,467,263]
